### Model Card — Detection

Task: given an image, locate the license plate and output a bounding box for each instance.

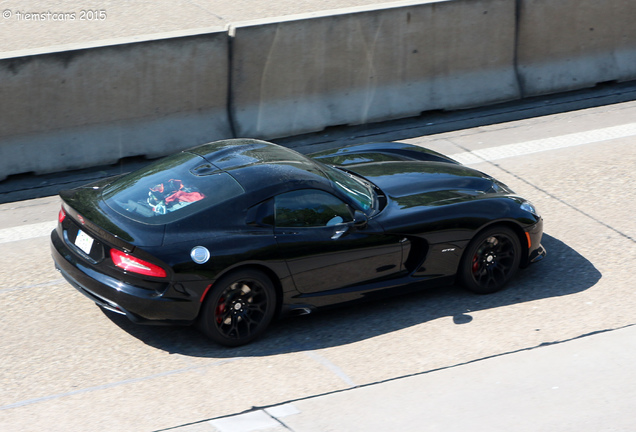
[75,230,94,255]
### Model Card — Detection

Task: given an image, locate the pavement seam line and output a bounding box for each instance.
[0,277,66,294]
[304,351,356,387]
[0,357,244,412]
[264,410,295,432]
[453,144,636,244]
[159,324,636,432]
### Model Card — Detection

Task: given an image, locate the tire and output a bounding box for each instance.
[459,226,522,294]
[198,269,276,347]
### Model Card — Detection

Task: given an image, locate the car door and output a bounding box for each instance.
[273,189,404,294]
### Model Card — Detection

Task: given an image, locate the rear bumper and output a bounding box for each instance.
[51,229,198,325]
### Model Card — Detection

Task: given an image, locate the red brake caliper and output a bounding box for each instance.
[216,297,226,324]
[472,255,479,273]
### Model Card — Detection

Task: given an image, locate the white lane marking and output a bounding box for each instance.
[265,403,301,419]
[209,404,300,432]
[0,221,55,244]
[4,122,636,244]
[305,351,356,387]
[210,411,281,432]
[448,123,636,165]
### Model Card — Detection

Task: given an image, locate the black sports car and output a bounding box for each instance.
[51,139,545,346]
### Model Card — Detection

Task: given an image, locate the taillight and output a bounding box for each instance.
[110,249,167,278]
[59,207,66,224]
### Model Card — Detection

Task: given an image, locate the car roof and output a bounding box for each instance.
[187,139,333,196]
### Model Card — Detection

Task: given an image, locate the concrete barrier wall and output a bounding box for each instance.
[0,30,231,180]
[517,0,636,96]
[230,0,520,139]
[1,0,636,180]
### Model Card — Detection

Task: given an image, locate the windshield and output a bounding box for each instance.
[103,152,244,224]
[322,165,376,214]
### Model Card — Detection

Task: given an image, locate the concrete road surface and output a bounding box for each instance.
[170,325,636,432]
[1,96,635,431]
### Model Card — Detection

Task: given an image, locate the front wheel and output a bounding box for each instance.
[459,226,521,294]
[198,269,276,347]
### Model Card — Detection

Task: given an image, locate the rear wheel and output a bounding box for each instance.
[459,226,521,294]
[199,269,276,347]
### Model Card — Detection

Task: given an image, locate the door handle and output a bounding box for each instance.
[331,226,349,240]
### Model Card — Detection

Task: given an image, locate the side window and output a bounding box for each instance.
[275,190,352,228]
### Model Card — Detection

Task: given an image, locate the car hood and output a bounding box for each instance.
[348,161,510,207]
[308,141,458,166]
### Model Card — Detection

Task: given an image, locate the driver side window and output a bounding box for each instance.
[275,190,352,228]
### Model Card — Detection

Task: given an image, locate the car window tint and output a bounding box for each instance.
[322,165,374,212]
[275,190,352,228]
[103,152,244,224]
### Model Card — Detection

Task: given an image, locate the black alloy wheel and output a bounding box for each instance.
[459,226,521,294]
[199,269,276,347]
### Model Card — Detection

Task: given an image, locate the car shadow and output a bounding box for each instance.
[103,233,600,357]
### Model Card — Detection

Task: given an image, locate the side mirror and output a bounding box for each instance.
[331,210,368,240]
[352,210,368,228]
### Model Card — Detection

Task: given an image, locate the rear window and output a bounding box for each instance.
[103,152,244,224]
